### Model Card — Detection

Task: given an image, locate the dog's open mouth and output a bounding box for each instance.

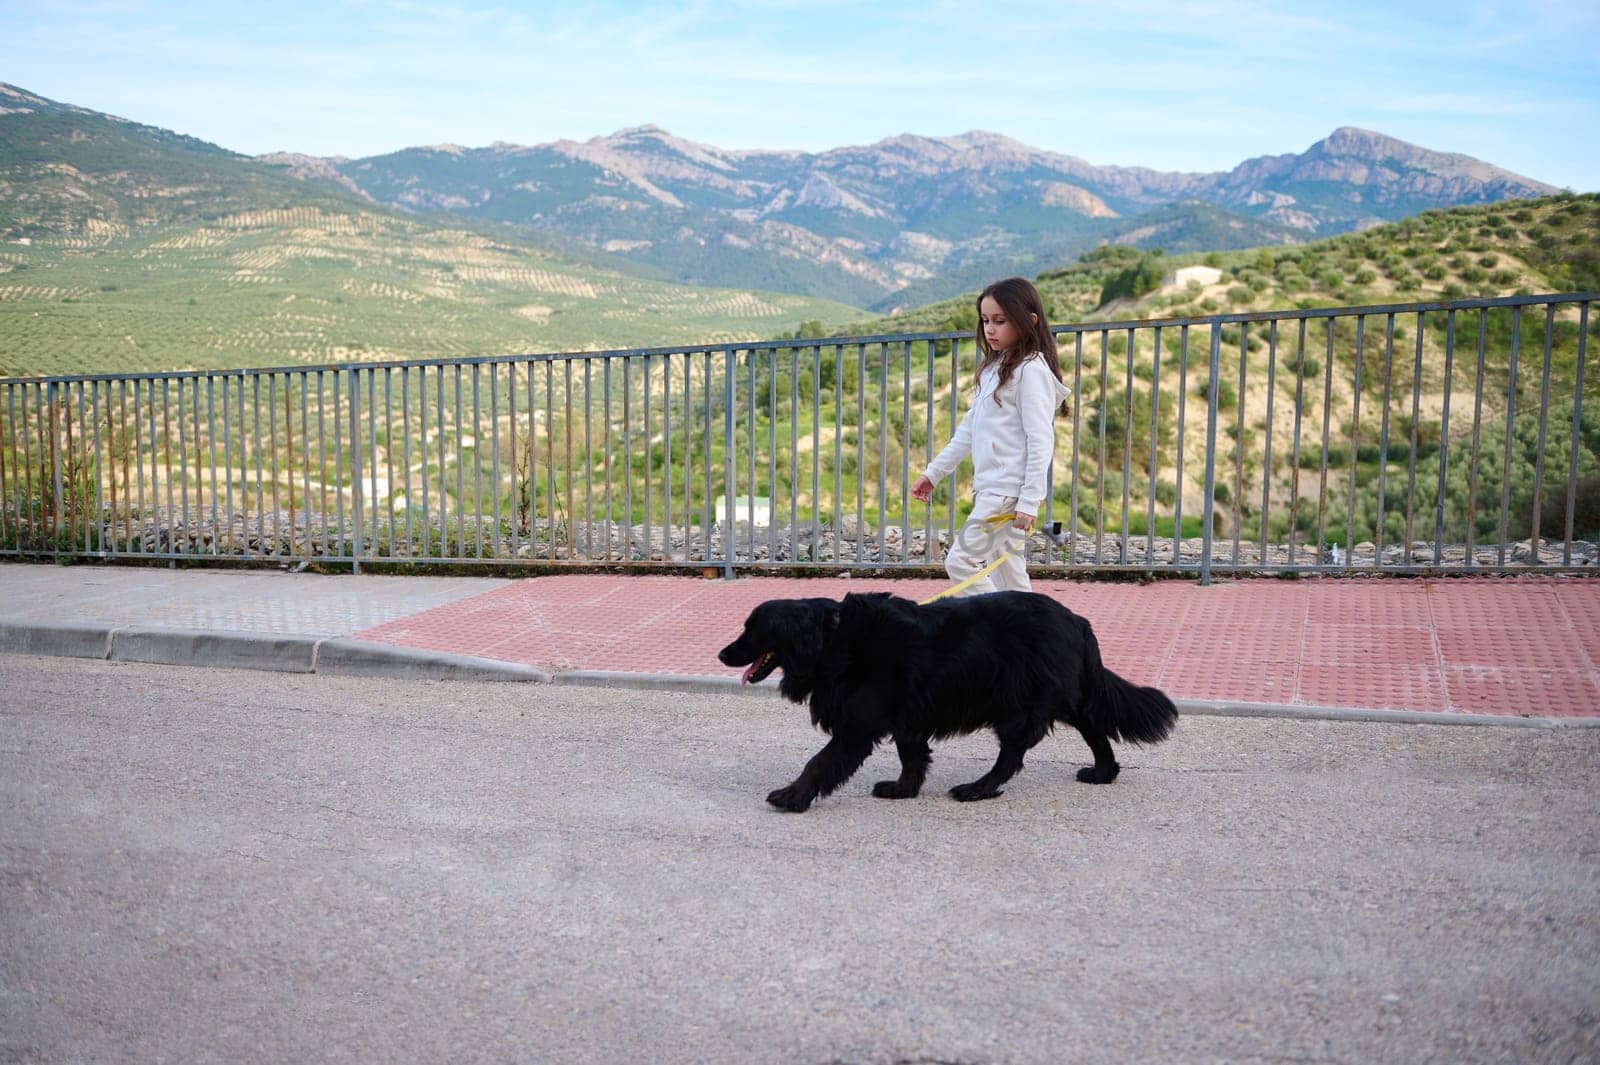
[741,651,777,685]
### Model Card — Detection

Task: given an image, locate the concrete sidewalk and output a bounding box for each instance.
[0,562,1596,725]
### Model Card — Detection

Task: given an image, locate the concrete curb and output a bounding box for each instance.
[0,623,552,684]
[0,621,114,660]
[316,639,553,682]
[1173,697,1600,729]
[554,670,778,695]
[112,627,319,673]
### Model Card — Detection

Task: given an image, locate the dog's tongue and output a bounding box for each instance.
[741,653,770,686]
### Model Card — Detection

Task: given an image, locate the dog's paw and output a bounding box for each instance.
[1076,763,1121,784]
[872,780,918,799]
[949,782,1003,802]
[766,785,813,812]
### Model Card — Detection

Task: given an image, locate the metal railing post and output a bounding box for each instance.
[1199,323,1222,585]
[722,346,736,579]
[348,370,363,574]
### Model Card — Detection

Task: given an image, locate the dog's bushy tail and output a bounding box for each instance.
[1083,629,1178,745]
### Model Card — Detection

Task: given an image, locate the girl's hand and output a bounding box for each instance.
[1012,512,1035,531]
[911,475,934,502]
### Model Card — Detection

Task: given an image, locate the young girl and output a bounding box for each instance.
[911,277,1071,595]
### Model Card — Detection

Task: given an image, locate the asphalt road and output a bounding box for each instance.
[2,654,1597,1064]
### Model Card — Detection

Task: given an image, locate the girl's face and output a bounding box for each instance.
[980,296,1024,354]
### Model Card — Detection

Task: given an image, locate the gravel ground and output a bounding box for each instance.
[2,654,1597,1064]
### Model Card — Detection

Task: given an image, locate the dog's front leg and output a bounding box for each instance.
[767,731,877,812]
[872,733,931,799]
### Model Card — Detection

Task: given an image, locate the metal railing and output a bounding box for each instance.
[2,293,1595,579]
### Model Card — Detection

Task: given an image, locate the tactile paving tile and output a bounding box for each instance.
[1426,587,1566,630]
[1306,587,1433,627]
[1180,584,1310,628]
[1092,632,1176,689]
[1168,623,1304,664]
[1301,624,1437,666]
[1157,656,1300,704]
[1445,666,1600,717]
[1554,588,1600,669]
[1296,663,1448,713]
[1434,626,1590,671]
[1084,597,1196,629]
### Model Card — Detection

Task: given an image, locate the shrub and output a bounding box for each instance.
[1199,378,1237,410]
[1098,255,1167,306]
[1088,387,1176,468]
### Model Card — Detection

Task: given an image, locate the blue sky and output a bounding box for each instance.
[2,0,1595,189]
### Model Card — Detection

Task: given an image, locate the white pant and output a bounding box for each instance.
[945,492,1031,596]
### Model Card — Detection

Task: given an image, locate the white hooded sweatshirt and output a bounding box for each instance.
[921,353,1072,515]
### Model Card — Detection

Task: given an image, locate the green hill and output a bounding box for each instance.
[841,192,1599,335]
[761,193,1599,543]
[0,84,860,377]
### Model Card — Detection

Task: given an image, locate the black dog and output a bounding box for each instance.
[718,591,1177,812]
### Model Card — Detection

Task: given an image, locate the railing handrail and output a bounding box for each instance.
[3,292,1595,387]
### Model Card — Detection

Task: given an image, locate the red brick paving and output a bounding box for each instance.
[353,574,1600,719]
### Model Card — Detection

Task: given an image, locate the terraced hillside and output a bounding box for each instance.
[824,193,1600,547]
[0,82,858,377]
[0,206,858,377]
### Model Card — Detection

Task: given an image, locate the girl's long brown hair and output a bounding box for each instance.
[975,277,1067,415]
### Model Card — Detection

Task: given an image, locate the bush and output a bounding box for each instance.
[1098,253,1166,306]
[1199,378,1237,410]
[1227,285,1253,305]
[1540,473,1600,541]
[1089,387,1175,469]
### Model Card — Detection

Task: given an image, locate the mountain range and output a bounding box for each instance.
[1,80,1562,319]
[299,124,1558,310]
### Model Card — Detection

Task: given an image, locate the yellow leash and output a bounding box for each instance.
[919,513,1019,605]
